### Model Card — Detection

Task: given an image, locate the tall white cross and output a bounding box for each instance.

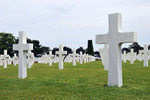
[139,44,150,66]
[72,49,77,66]
[13,31,33,79]
[96,13,137,87]
[56,45,67,69]
[3,50,9,68]
[48,51,54,66]
[79,51,83,64]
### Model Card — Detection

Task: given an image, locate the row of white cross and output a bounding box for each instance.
[122,46,150,66]
[38,50,95,68]
[0,50,18,67]
[3,12,149,87]
[0,50,35,69]
[100,45,150,69]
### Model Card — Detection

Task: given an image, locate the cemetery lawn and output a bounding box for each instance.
[0,61,150,100]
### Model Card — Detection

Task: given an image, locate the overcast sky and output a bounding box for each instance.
[0,0,150,51]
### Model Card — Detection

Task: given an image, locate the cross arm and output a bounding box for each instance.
[119,32,137,43]
[95,34,109,44]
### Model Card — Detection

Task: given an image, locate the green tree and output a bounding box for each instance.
[0,32,16,57]
[87,40,94,56]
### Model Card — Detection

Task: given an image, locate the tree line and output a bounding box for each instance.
[0,32,97,57]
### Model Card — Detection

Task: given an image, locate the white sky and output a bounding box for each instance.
[0,0,150,51]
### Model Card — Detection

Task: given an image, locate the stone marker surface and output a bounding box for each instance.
[139,44,150,66]
[48,51,54,66]
[13,31,33,79]
[128,49,136,64]
[3,50,9,68]
[79,51,83,64]
[72,49,76,66]
[96,13,137,87]
[56,45,67,69]
[13,53,18,66]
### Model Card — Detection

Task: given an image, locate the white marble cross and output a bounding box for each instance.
[72,49,77,66]
[86,54,89,62]
[128,49,136,64]
[44,53,48,64]
[79,51,83,64]
[26,50,34,68]
[96,13,137,87]
[13,31,33,79]
[83,54,87,63]
[13,53,18,66]
[122,51,128,63]
[76,54,80,62]
[7,55,11,65]
[137,52,143,62]
[48,51,54,66]
[0,55,3,66]
[56,45,67,69]
[3,50,9,68]
[139,44,150,66]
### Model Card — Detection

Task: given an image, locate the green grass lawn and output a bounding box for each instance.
[0,60,150,100]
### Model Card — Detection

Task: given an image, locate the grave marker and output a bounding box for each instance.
[72,49,76,66]
[56,45,67,69]
[139,44,150,66]
[3,50,9,68]
[13,31,33,79]
[96,13,137,87]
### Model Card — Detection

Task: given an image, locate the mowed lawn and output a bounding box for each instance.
[0,60,150,100]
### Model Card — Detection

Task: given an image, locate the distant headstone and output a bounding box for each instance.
[3,50,9,68]
[96,13,137,87]
[0,55,3,66]
[139,44,150,66]
[86,54,89,62]
[27,50,34,68]
[72,49,77,66]
[13,53,18,66]
[7,55,11,65]
[48,51,54,66]
[83,54,87,63]
[128,49,136,64]
[122,51,128,63]
[137,52,143,62]
[44,53,48,64]
[79,51,83,64]
[56,45,67,69]
[13,31,33,79]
